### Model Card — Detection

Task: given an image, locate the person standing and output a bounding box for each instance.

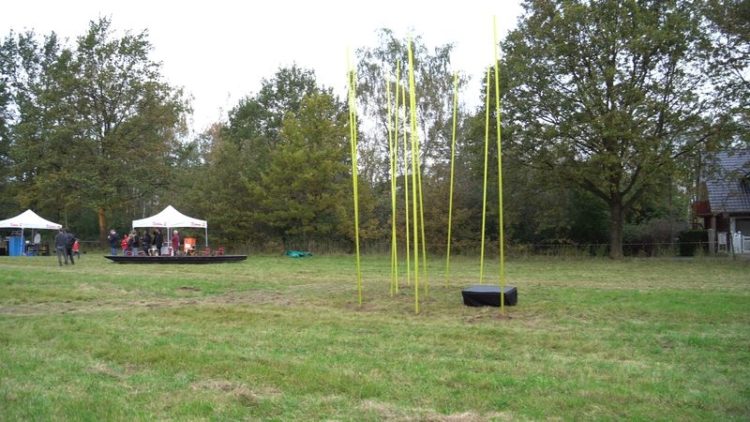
[121,234,129,255]
[153,229,163,256]
[55,228,68,266]
[72,238,80,259]
[64,230,75,265]
[142,230,152,256]
[171,230,180,256]
[33,230,41,255]
[107,229,119,256]
[128,230,140,256]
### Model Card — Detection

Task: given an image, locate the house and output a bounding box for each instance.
[693,150,750,254]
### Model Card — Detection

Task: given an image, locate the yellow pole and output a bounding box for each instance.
[401,83,411,288]
[386,78,397,297]
[445,72,459,287]
[408,39,420,314]
[416,132,428,296]
[478,68,491,285]
[392,64,401,295]
[494,17,506,313]
[347,59,363,306]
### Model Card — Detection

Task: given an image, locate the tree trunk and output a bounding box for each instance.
[98,207,107,247]
[609,197,624,259]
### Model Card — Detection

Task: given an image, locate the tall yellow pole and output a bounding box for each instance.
[445,72,459,287]
[415,133,429,296]
[392,64,401,295]
[347,58,363,306]
[401,84,411,288]
[478,68,491,285]
[386,78,398,296]
[408,39,420,314]
[494,17,506,313]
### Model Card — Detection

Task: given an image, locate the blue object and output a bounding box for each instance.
[285,250,312,258]
[8,236,24,256]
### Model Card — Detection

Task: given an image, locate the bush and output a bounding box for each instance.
[677,230,707,256]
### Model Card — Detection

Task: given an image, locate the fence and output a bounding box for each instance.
[227,239,712,258]
[66,238,742,258]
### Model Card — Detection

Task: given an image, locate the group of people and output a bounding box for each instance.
[107,228,181,256]
[54,228,79,266]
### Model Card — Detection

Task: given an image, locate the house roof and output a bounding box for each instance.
[705,150,750,214]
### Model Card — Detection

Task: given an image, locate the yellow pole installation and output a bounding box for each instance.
[494,16,506,313]
[347,59,363,306]
[393,63,401,294]
[445,72,459,287]
[386,78,398,296]
[407,39,420,314]
[478,68,491,285]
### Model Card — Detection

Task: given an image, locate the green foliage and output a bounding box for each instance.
[257,92,350,244]
[355,29,462,183]
[0,18,188,240]
[501,0,734,258]
[193,66,355,248]
[677,229,708,256]
[702,0,750,146]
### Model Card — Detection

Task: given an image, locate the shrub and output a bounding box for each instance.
[677,230,707,256]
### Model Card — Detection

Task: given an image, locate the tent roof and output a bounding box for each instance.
[0,209,62,230]
[132,205,207,229]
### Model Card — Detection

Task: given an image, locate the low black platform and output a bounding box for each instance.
[462,285,518,307]
[104,255,247,264]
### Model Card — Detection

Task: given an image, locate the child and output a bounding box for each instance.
[72,238,80,259]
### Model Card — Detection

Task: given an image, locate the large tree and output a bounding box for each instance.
[1,18,187,241]
[355,29,463,184]
[502,0,728,258]
[72,18,188,241]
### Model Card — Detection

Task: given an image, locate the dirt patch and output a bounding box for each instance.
[87,362,125,380]
[426,411,515,421]
[360,400,514,421]
[463,309,514,324]
[190,379,281,406]
[177,286,201,292]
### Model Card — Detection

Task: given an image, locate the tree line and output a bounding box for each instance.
[1,1,747,258]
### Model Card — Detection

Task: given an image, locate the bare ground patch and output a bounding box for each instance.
[190,379,281,406]
[360,399,515,421]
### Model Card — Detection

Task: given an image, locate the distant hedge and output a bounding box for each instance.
[677,230,707,256]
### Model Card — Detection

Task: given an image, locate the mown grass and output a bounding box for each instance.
[0,254,748,420]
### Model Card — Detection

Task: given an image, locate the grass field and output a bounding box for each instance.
[0,253,748,420]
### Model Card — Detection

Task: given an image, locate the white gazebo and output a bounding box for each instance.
[131,205,208,249]
[0,209,63,232]
[0,209,62,256]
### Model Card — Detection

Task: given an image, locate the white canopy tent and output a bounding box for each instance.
[131,205,208,247]
[0,209,62,231]
[0,209,62,256]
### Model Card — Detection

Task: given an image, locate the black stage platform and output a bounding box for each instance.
[104,255,247,264]
[462,285,518,307]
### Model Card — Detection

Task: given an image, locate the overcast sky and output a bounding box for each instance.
[2,0,524,133]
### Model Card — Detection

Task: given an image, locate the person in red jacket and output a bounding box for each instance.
[121,234,129,255]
